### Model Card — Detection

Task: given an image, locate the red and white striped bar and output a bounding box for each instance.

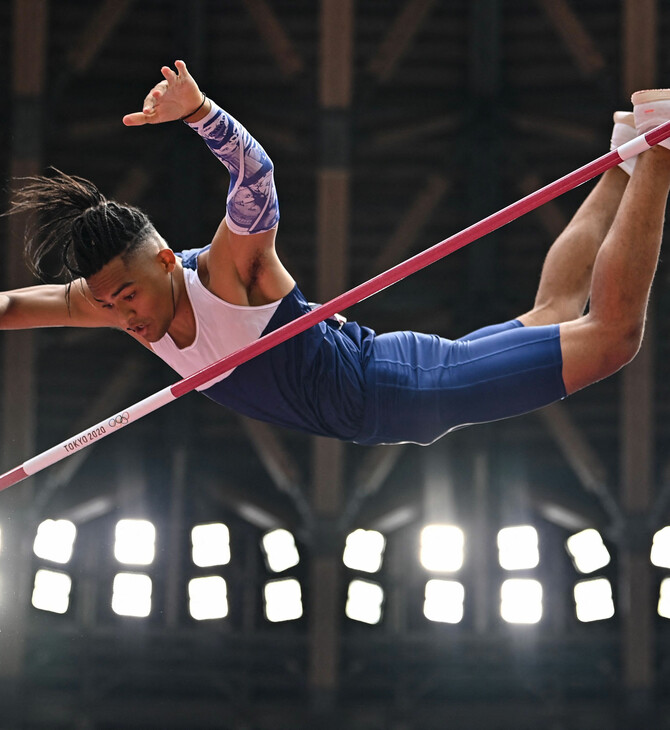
[2,120,670,492]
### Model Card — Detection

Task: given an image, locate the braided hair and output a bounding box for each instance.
[8,168,155,283]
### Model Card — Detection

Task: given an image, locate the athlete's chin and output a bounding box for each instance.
[143,328,162,343]
[146,323,171,342]
[133,324,160,342]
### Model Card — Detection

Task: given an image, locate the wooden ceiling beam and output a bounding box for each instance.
[534,0,606,78]
[518,172,568,241]
[202,474,302,533]
[507,113,600,146]
[0,0,49,697]
[371,174,449,275]
[368,0,438,83]
[537,403,621,524]
[242,0,304,79]
[338,445,407,531]
[369,114,463,152]
[622,0,657,97]
[67,0,135,74]
[319,0,353,108]
[240,417,313,528]
[33,357,148,512]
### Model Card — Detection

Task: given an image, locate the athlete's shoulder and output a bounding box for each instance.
[175,244,212,271]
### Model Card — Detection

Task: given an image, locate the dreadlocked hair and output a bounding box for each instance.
[8,167,155,282]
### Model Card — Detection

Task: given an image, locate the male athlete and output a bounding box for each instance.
[3,61,670,445]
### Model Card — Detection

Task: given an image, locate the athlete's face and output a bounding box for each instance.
[86,241,176,342]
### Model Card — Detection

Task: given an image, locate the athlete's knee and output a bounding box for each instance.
[595,318,644,373]
[604,331,642,375]
[562,317,644,392]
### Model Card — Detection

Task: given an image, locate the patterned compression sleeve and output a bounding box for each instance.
[185,101,279,235]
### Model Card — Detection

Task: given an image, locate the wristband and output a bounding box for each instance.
[180,92,207,121]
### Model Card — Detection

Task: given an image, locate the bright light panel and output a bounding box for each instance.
[566,529,610,574]
[651,527,670,569]
[345,579,384,625]
[33,519,77,564]
[343,529,386,573]
[574,578,615,622]
[423,579,465,624]
[31,569,72,614]
[264,578,303,622]
[112,573,152,617]
[262,529,300,573]
[114,520,156,566]
[420,525,464,572]
[189,576,228,621]
[191,523,231,568]
[658,578,670,619]
[497,526,539,570]
[500,579,543,624]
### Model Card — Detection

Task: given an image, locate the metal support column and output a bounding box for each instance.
[619,4,658,724]
[0,2,47,720]
[308,0,354,720]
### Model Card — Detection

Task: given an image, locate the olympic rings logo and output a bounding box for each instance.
[109,412,130,428]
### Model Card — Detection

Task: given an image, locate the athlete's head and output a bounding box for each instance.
[11,168,177,342]
[12,168,154,281]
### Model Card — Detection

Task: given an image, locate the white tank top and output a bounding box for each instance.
[150,266,281,390]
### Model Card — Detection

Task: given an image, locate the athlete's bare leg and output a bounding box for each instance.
[519,166,629,327]
[559,145,670,393]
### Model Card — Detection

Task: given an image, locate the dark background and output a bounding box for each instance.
[1,1,670,728]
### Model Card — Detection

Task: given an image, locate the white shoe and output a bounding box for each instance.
[632,89,670,150]
[611,111,637,175]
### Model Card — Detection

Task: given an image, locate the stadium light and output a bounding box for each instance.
[574,578,615,622]
[191,523,231,568]
[651,527,670,569]
[114,519,156,566]
[658,578,670,619]
[500,578,543,624]
[343,529,386,573]
[420,525,464,572]
[112,572,152,617]
[566,529,610,574]
[262,529,300,573]
[423,579,465,624]
[345,579,384,625]
[189,576,228,621]
[33,519,77,564]
[264,578,303,622]
[497,526,539,571]
[31,569,72,614]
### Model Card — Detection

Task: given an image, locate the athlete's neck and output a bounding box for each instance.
[166,264,196,349]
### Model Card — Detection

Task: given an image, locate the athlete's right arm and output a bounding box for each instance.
[0,283,117,330]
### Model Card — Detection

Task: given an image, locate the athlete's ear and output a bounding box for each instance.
[157,248,177,272]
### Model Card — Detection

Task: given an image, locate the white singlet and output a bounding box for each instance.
[150,266,281,389]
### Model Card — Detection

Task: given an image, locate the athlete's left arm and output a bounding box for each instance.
[122,60,293,305]
[183,98,294,305]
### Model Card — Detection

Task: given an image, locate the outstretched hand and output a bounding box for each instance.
[122,60,205,126]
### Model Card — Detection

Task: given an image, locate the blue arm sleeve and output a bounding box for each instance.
[185,101,279,235]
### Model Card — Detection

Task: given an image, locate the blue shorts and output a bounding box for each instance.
[355,320,566,445]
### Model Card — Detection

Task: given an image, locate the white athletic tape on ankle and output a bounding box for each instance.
[618,135,651,162]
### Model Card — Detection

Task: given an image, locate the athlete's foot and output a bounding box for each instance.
[632,89,670,150]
